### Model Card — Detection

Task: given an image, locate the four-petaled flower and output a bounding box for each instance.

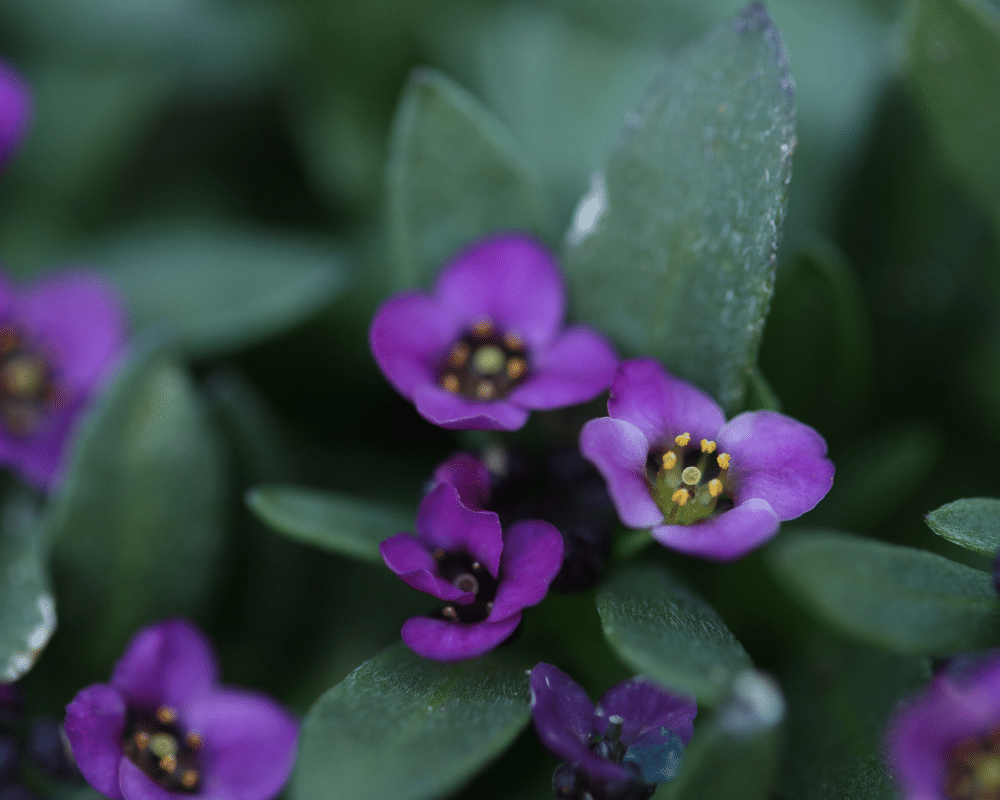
[0,269,127,491]
[379,482,563,661]
[0,60,31,171]
[529,663,696,800]
[369,232,618,430]
[65,619,298,800]
[580,358,834,561]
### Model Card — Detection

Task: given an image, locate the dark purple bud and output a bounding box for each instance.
[0,685,23,727]
[26,717,77,780]
[0,784,36,800]
[0,733,20,783]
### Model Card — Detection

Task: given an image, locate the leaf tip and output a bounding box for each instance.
[732,2,795,104]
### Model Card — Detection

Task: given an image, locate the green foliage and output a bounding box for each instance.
[925,497,1000,556]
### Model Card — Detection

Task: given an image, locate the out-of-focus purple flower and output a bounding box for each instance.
[0,61,31,171]
[0,269,127,491]
[886,650,1000,800]
[529,663,697,800]
[379,482,563,661]
[369,232,618,430]
[580,358,833,561]
[64,619,298,800]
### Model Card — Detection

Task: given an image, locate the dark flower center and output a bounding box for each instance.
[122,705,202,793]
[946,726,1000,800]
[646,433,733,525]
[552,716,656,800]
[437,318,530,401]
[0,327,59,437]
[432,550,499,624]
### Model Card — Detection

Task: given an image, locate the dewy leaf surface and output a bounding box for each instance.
[596,563,752,705]
[925,497,1000,557]
[291,642,533,800]
[563,2,795,414]
[387,67,546,288]
[246,485,415,563]
[768,529,1000,654]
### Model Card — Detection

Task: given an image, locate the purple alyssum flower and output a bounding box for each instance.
[380,482,564,661]
[65,619,298,800]
[0,60,31,171]
[0,269,127,491]
[580,358,834,561]
[369,232,618,430]
[529,663,697,800]
[886,650,1000,800]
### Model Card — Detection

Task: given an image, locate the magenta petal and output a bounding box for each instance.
[607,358,725,447]
[183,689,298,800]
[415,484,503,576]
[379,533,472,603]
[509,326,617,410]
[64,684,127,800]
[489,520,563,620]
[597,678,697,747]
[435,233,565,351]
[0,61,31,169]
[369,292,461,399]
[413,383,529,431]
[579,417,663,529]
[432,453,492,510]
[529,664,597,765]
[400,614,522,661]
[651,499,780,561]
[112,619,218,709]
[720,410,834,520]
[119,758,178,800]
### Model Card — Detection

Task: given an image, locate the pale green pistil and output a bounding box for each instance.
[649,434,732,525]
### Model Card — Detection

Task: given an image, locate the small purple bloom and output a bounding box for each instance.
[885,650,1000,800]
[0,61,31,171]
[379,482,564,661]
[580,358,833,561]
[529,663,697,800]
[0,269,127,491]
[65,619,298,800]
[369,232,618,430]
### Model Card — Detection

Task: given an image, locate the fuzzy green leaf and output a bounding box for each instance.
[926,497,1000,557]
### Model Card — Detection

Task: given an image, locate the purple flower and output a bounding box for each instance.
[65,619,298,800]
[0,269,127,491]
[0,61,31,171]
[885,650,1000,800]
[529,663,697,800]
[369,232,618,430]
[379,482,564,661]
[580,358,833,561]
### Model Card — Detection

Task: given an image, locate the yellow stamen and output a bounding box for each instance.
[503,332,523,349]
[671,489,690,507]
[661,452,677,470]
[475,380,496,400]
[447,342,470,368]
[675,432,691,447]
[708,479,724,497]
[700,439,717,453]
[441,374,460,393]
[181,770,199,789]
[185,732,203,750]
[156,706,177,725]
[472,346,505,375]
[472,319,494,337]
[159,755,177,775]
[134,732,149,750]
[717,453,731,470]
[506,357,527,380]
[442,605,458,620]
[681,466,702,486]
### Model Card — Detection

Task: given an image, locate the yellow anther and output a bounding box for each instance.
[675,432,691,447]
[134,732,150,750]
[442,605,458,621]
[181,770,199,789]
[671,489,690,507]
[503,332,524,350]
[441,374,460,393]
[159,755,177,775]
[700,439,717,453]
[0,329,16,354]
[185,731,203,750]
[717,453,731,470]
[708,479,724,498]
[475,380,497,400]
[447,342,470,368]
[156,706,177,725]
[681,466,702,486]
[661,452,677,470]
[472,346,505,375]
[472,319,494,337]
[433,548,445,559]
[506,357,527,380]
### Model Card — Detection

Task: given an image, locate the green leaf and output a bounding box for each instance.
[744,366,782,412]
[563,3,796,413]
[246,485,414,563]
[85,222,350,358]
[596,563,752,705]
[291,642,533,800]
[926,497,1000,557]
[768,529,1000,654]
[905,0,1000,209]
[387,67,547,288]
[45,338,226,670]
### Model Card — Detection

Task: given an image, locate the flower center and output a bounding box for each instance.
[432,549,499,624]
[646,434,733,525]
[122,705,202,793]
[437,319,530,401]
[946,726,1000,800]
[0,327,59,437]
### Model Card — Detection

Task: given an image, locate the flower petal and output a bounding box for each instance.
[607,358,725,447]
[183,688,298,800]
[415,484,503,577]
[368,291,461,399]
[118,757,178,800]
[650,498,780,561]
[111,619,219,710]
[64,684,127,800]
[508,326,617,410]
[435,233,565,351]
[379,533,472,603]
[489,520,563,620]
[0,61,31,169]
[719,410,834,521]
[597,677,697,747]
[413,383,529,431]
[0,404,79,492]
[432,453,492,510]
[400,614,522,661]
[528,664,596,766]
[579,417,663,529]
